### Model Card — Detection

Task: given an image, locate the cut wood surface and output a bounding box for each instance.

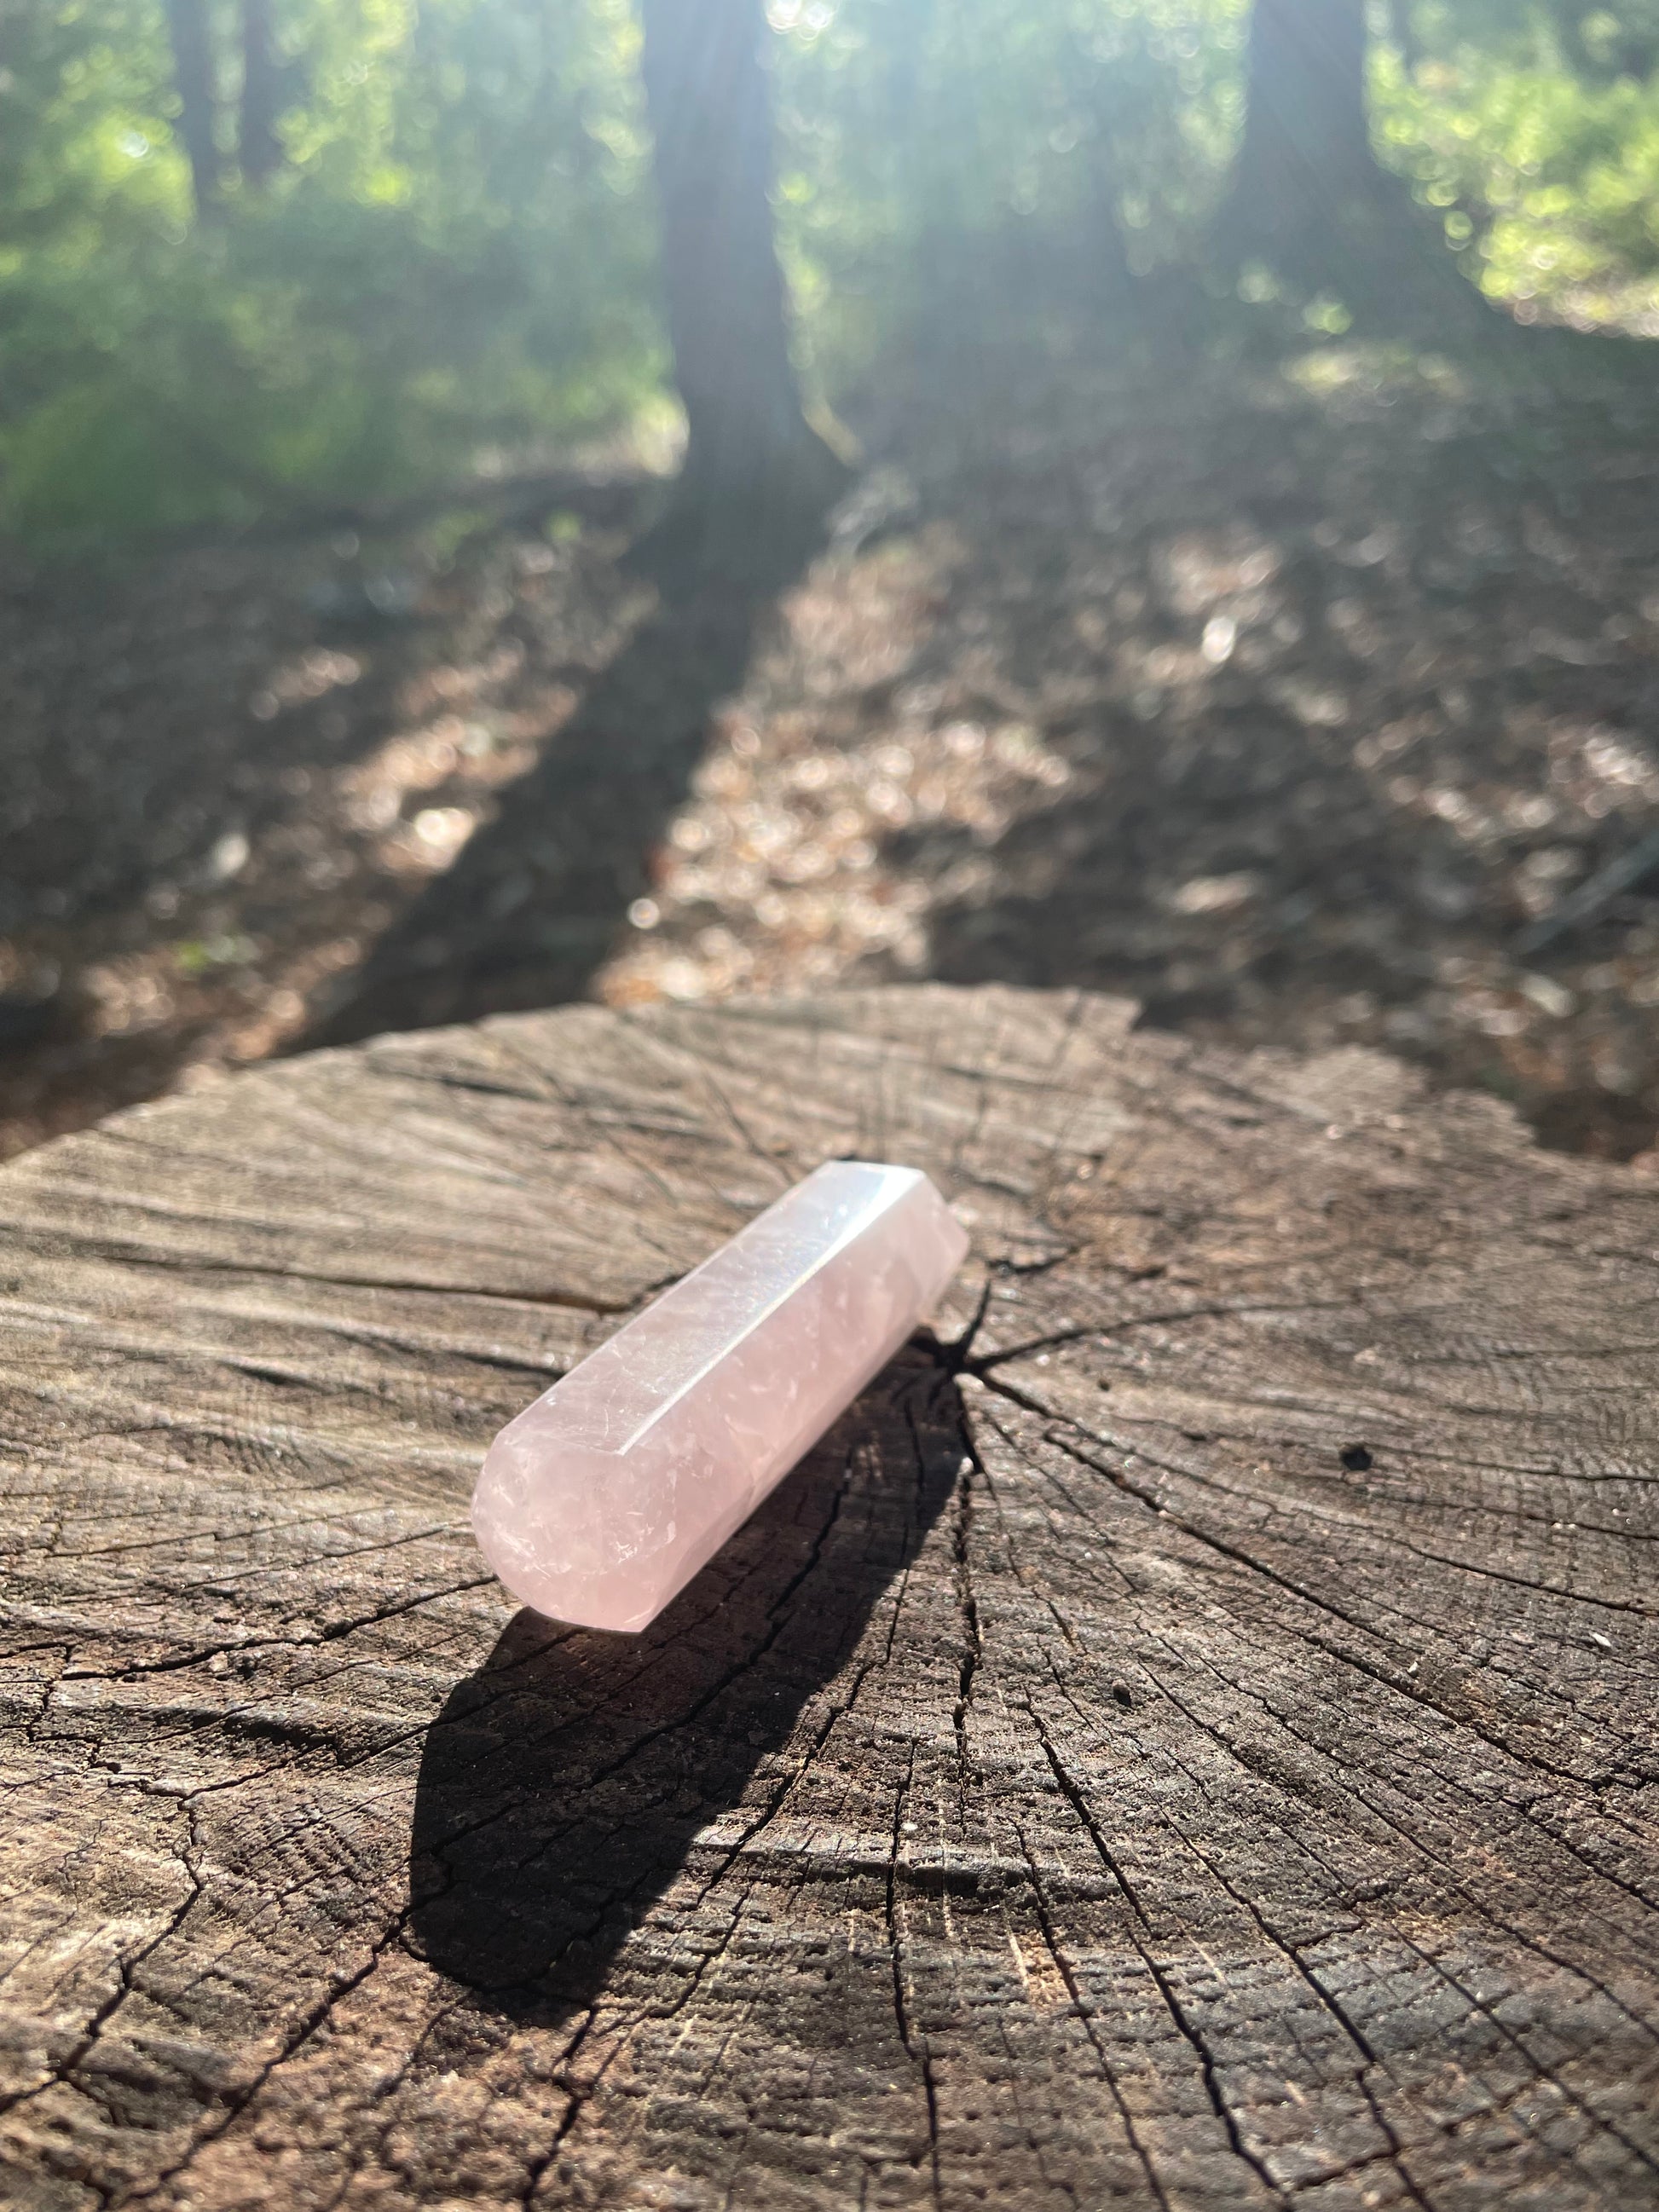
[1,984,1656,2211]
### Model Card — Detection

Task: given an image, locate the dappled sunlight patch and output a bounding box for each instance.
[1165,872,1263,918]
[595,682,1077,1009]
[588,367,1659,1158]
[6,364,1659,1160]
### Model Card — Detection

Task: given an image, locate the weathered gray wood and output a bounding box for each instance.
[0,985,1655,2211]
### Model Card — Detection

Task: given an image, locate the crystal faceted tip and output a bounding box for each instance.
[471,1161,969,1632]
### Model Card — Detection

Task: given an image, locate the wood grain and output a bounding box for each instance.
[0,985,1655,2210]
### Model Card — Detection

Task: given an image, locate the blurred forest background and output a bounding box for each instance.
[4,0,1659,1161]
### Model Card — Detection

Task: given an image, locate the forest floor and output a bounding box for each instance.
[3,331,1659,1164]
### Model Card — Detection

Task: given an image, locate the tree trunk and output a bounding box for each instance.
[164,0,222,221]
[1220,0,1492,326]
[2,984,1656,2208]
[1223,0,1377,284]
[239,0,282,188]
[635,0,845,580]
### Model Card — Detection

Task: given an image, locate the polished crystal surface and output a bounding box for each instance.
[471,1161,968,1632]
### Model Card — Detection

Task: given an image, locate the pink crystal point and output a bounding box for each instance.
[471,1162,968,1632]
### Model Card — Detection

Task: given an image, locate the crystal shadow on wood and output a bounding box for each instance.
[406,1343,965,2024]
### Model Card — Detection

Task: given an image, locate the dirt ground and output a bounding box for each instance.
[3,339,1658,1164]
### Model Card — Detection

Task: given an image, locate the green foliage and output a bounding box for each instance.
[768,0,1246,385]
[1374,3,1659,321]
[0,0,662,538]
[1,0,1656,538]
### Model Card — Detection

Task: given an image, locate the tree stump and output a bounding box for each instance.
[2,985,1655,2211]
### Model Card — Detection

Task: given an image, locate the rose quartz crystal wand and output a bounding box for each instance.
[471,1161,968,1632]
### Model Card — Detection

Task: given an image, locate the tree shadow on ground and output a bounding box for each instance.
[298,576,773,1048]
[406,1342,964,2024]
[11,320,1659,1164]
